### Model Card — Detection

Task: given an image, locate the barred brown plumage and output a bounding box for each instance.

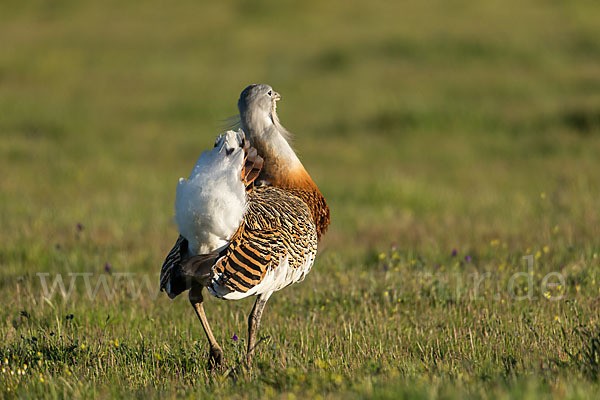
[211,186,317,295]
[160,84,329,368]
[285,187,330,240]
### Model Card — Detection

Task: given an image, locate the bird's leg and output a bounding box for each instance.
[246,292,272,363]
[189,285,223,368]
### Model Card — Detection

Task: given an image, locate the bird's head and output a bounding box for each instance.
[238,84,281,130]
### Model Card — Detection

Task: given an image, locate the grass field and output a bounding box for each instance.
[2,0,600,398]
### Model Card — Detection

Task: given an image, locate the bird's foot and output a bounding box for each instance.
[208,346,224,369]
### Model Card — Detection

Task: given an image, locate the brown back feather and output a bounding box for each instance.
[285,187,330,240]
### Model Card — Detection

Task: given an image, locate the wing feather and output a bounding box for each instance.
[210,187,317,296]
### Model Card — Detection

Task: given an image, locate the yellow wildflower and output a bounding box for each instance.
[333,374,343,385]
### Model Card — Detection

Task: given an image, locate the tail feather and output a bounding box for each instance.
[160,235,221,299]
[181,253,220,284]
[161,130,266,299]
[175,130,247,255]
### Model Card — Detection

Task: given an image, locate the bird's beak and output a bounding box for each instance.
[272,91,281,101]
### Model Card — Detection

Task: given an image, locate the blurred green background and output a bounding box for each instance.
[1,0,600,398]
[2,0,599,256]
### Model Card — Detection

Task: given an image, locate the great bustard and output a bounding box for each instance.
[160,84,330,366]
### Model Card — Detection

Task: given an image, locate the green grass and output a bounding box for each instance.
[2,0,600,398]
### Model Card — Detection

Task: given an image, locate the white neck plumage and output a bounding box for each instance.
[241,109,303,174]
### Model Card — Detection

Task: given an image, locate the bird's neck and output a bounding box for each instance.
[242,115,330,238]
[241,112,302,183]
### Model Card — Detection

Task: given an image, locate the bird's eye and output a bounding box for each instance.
[267,90,272,96]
